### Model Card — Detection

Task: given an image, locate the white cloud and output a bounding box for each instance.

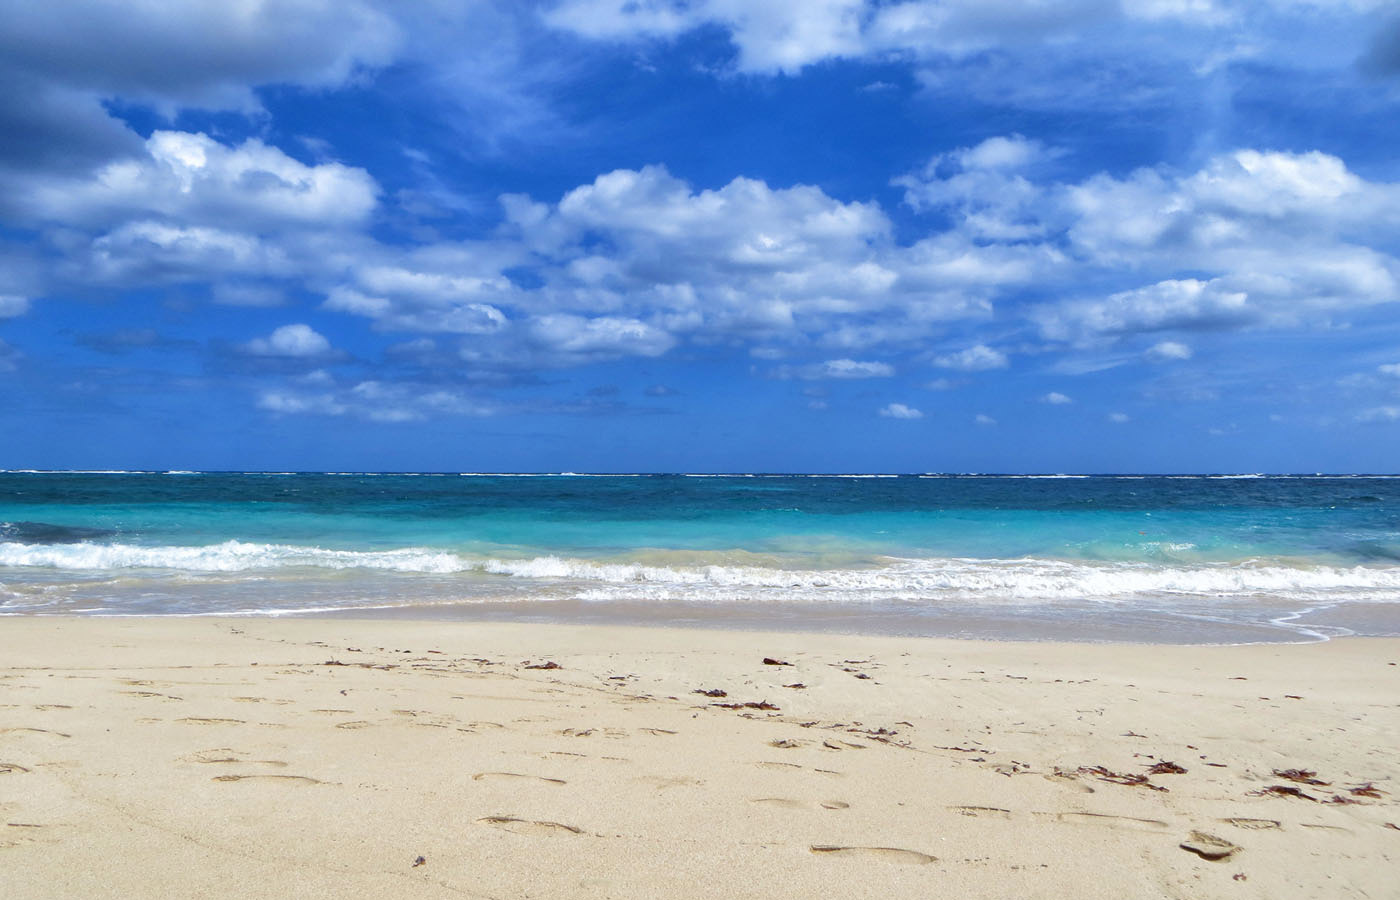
[879,402,924,419]
[0,294,28,317]
[325,285,510,335]
[1,2,400,111]
[19,131,378,230]
[543,1,1300,75]
[545,0,867,74]
[528,314,675,359]
[1108,411,1131,423]
[1378,363,1400,377]
[1043,391,1073,404]
[818,359,895,378]
[81,221,290,285]
[1036,279,1251,342]
[975,413,997,426]
[895,142,1400,345]
[1357,406,1400,422]
[257,390,347,416]
[243,324,333,358]
[1146,340,1193,361]
[933,343,1009,371]
[258,379,494,422]
[491,164,993,351]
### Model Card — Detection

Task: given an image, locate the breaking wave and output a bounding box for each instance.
[3,540,1400,605]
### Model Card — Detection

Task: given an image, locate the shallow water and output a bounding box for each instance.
[3,471,1399,643]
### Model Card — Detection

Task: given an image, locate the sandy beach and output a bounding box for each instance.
[1,617,1397,899]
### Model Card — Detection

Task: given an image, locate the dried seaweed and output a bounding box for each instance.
[1273,768,1329,785]
[1076,765,1167,791]
[694,688,728,697]
[1250,785,1317,801]
[1348,783,1385,798]
[523,661,561,670]
[763,657,792,666]
[712,701,779,711]
[1145,761,1188,775]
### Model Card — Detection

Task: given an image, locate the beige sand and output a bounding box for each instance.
[1,617,1397,899]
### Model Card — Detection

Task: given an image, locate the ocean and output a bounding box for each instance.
[3,471,1399,643]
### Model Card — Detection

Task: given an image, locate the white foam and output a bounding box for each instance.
[3,541,1399,605]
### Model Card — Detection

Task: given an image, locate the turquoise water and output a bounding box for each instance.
[3,472,1400,643]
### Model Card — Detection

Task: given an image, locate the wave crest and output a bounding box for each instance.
[2,540,1399,604]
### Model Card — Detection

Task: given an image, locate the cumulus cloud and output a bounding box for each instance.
[975,413,997,426]
[528,314,675,360]
[912,145,1400,345]
[933,343,1009,371]
[543,0,1309,75]
[1145,340,1193,361]
[243,324,334,358]
[489,164,1003,352]
[1380,363,1400,377]
[879,402,924,419]
[1043,391,1072,404]
[0,1,399,112]
[16,131,378,230]
[1108,411,1130,423]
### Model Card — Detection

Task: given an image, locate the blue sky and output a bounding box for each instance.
[1,1,1399,472]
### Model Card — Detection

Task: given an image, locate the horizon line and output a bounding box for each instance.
[4,470,1399,478]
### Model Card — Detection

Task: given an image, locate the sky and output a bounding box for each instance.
[1,1,1399,473]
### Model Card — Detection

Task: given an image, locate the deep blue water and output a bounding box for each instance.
[3,472,1399,642]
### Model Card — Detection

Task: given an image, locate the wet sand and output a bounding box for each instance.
[1,617,1397,898]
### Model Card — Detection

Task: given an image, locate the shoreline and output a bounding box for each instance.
[5,596,1387,647]
[3,616,1398,898]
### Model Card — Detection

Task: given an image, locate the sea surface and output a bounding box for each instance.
[3,472,1400,643]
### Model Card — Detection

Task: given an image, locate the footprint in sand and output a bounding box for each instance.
[1221,817,1280,830]
[181,749,289,767]
[1043,773,1095,793]
[1038,812,1169,832]
[121,691,183,701]
[809,845,935,864]
[1179,830,1241,861]
[476,816,582,836]
[635,775,702,791]
[472,772,567,785]
[951,805,1012,820]
[751,798,850,810]
[0,727,70,739]
[755,761,844,778]
[335,721,372,730]
[212,774,323,785]
[177,717,245,726]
